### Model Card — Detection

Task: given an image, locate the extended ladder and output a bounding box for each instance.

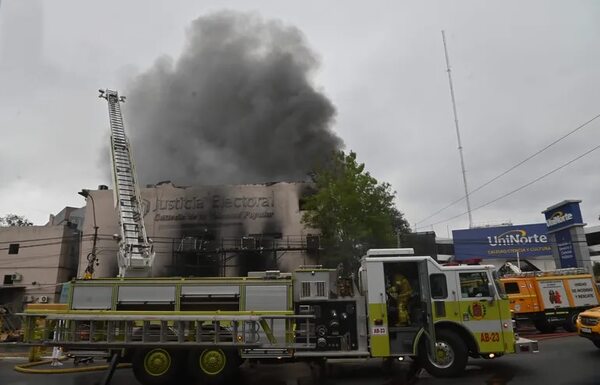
[99,89,154,277]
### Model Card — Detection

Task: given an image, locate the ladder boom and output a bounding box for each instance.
[99,89,154,277]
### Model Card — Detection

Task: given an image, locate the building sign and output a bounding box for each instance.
[554,228,577,268]
[142,192,276,223]
[452,224,552,260]
[543,201,584,233]
[542,200,589,269]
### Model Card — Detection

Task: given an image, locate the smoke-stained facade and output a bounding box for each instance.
[78,182,318,278]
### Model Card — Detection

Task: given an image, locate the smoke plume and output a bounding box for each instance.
[126,11,342,185]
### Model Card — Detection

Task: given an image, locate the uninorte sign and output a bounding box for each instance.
[452,223,552,260]
[543,200,584,233]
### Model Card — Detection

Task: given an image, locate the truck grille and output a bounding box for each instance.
[580,316,599,326]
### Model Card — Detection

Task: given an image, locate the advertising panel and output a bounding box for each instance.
[555,228,577,268]
[452,224,552,260]
[568,278,599,307]
[543,200,584,233]
[538,280,569,309]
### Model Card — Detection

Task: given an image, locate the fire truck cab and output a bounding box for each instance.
[361,250,535,376]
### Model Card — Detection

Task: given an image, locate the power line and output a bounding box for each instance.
[415,112,600,228]
[423,141,600,228]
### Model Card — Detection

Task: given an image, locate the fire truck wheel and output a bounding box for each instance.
[563,312,579,332]
[132,348,183,385]
[187,347,239,384]
[419,329,468,378]
[534,319,556,333]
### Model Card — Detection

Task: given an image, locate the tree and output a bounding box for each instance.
[0,214,33,227]
[302,151,410,271]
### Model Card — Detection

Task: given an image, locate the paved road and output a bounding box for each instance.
[1,335,599,385]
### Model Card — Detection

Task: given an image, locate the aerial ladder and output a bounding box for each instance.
[98,89,154,277]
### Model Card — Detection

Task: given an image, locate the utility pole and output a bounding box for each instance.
[442,30,473,228]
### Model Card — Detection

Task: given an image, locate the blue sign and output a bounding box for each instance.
[543,200,585,233]
[452,223,552,260]
[554,228,577,268]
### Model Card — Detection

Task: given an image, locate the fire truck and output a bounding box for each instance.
[21,249,538,384]
[501,268,600,332]
[20,90,536,384]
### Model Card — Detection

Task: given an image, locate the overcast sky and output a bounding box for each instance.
[1,0,599,236]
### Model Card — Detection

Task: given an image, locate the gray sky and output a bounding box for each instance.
[1,0,599,236]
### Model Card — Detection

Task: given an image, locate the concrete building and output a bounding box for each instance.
[77,181,318,278]
[0,207,81,314]
[585,225,600,259]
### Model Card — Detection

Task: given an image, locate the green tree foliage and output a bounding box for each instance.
[302,151,410,271]
[0,214,33,227]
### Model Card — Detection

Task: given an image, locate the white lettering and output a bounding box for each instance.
[487,230,548,247]
[546,213,573,227]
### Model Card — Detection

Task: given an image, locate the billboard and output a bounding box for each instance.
[543,200,585,233]
[452,223,552,260]
[542,200,589,269]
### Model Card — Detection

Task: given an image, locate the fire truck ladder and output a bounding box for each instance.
[99,89,154,277]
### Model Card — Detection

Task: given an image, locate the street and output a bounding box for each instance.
[1,334,599,385]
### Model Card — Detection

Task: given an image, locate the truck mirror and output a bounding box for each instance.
[488,282,496,304]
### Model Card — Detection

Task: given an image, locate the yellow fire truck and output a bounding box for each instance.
[20,249,537,384]
[501,268,600,333]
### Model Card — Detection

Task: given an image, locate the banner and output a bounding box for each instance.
[538,280,569,309]
[452,223,552,260]
[568,278,599,307]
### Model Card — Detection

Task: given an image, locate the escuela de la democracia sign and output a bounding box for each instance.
[452,224,552,260]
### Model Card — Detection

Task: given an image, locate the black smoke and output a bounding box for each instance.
[126,11,342,185]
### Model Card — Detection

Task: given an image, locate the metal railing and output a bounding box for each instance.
[22,313,316,350]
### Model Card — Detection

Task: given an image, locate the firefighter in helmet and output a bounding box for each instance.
[387,273,413,326]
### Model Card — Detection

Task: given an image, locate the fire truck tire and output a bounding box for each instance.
[132,348,183,385]
[187,347,239,384]
[563,312,579,332]
[534,319,556,333]
[419,329,468,378]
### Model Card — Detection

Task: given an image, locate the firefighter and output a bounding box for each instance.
[388,273,413,326]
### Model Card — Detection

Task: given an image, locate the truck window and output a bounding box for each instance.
[504,282,520,294]
[459,272,490,298]
[430,274,448,299]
